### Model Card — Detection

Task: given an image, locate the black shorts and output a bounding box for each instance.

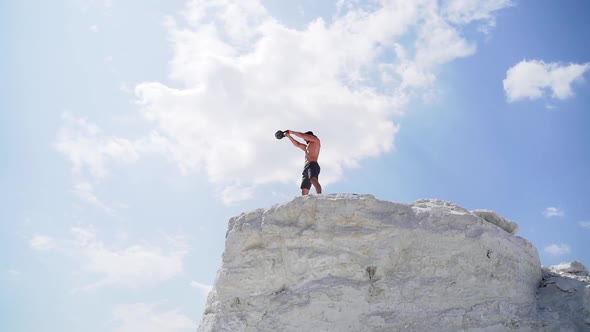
[301,162,320,190]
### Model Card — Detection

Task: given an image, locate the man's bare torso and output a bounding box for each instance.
[305,141,320,164]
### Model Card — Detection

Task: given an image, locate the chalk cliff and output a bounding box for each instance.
[198,194,589,331]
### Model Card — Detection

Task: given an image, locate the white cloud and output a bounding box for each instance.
[69,227,187,289]
[30,227,187,290]
[217,183,255,205]
[90,25,99,32]
[57,0,512,204]
[119,82,133,93]
[30,235,56,250]
[544,243,571,256]
[442,0,514,33]
[190,280,213,297]
[579,221,590,229]
[55,113,172,209]
[72,181,114,213]
[55,113,143,179]
[503,60,590,102]
[111,303,195,332]
[543,207,564,218]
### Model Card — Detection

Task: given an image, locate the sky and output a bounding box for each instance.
[1,0,589,331]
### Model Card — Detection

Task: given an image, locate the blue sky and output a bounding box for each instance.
[2,1,589,331]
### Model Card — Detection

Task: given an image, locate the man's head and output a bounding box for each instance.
[304,131,315,144]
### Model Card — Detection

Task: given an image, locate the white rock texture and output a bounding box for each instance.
[471,209,519,235]
[198,194,588,331]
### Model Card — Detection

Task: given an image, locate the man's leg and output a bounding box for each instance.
[301,176,311,196]
[310,177,322,194]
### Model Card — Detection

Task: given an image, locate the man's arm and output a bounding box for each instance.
[286,131,307,151]
[290,131,319,143]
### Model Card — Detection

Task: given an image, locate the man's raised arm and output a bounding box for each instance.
[290,131,319,143]
[286,131,307,151]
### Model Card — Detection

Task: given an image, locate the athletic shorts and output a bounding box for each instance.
[301,162,320,190]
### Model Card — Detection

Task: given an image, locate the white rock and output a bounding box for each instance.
[198,194,587,331]
[472,209,519,235]
[549,261,589,276]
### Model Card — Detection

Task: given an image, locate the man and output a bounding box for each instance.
[285,130,322,195]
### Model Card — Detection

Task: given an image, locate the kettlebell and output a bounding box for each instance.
[275,130,287,139]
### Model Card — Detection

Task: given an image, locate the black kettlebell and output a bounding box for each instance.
[275,130,287,139]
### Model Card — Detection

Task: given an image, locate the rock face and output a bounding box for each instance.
[537,262,590,331]
[198,194,585,331]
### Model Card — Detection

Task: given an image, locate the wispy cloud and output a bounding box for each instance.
[217,183,254,205]
[69,227,188,290]
[7,269,21,280]
[30,234,56,250]
[543,207,564,218]
[110,303,195,332]
[544,243,571,256]
[190,280,212,298]
[579,221,590,230]
[55,113,165,211]
[544,104,556,110]
[30,226,188,290]
[442,0,514,34]
[55,113,142,179]
[503,59,590,102]
[90,25,99,32]
[72,181,114,214]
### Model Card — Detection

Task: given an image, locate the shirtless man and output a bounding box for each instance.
[285,130,322,195]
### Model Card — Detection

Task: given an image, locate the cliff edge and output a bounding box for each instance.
[198,194,588,331]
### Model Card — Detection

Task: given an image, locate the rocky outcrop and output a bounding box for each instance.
[536,262,590,331]
[198,194,588,331]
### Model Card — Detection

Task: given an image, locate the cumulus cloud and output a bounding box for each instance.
[111,303,195,332]
[503,60,590,102]
[57,0,512,204]
[544,243,571,256]
[543,207,564,218]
